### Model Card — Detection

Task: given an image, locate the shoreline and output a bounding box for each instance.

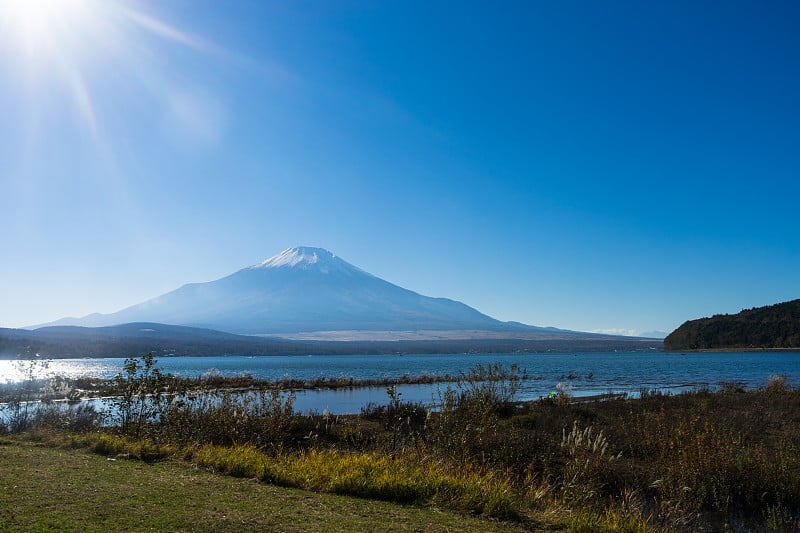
[665,347,800,353]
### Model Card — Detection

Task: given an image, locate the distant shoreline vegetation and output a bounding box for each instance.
[0,323,662,359]
[0,367,538,404]
[665,298,800,351]
[669,347,800,353]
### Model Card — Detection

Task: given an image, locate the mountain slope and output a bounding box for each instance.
[43,247,518,334]
[664,299,800,350]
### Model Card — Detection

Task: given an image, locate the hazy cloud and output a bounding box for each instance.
[591,328,640,337]
[162,88,227,147]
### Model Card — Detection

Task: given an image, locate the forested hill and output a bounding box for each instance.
[664,299,800,351]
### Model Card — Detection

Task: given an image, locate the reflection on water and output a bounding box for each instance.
[2,351,799,414]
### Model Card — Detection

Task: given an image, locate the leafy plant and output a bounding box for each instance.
[382,385,428,450]
[107,353,178,438]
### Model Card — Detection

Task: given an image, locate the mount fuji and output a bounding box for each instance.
[42,247,538,336]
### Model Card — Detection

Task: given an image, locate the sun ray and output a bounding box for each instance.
[68,71,98,139]
[1,0,228,139]
[121,8,207,52]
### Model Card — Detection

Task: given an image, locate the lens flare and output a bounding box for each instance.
[1,0,94,56]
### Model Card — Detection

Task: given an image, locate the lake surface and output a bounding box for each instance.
[2,351,799,413]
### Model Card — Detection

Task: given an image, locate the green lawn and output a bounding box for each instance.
[0,439,535,532]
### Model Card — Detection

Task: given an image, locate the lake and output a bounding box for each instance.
[2,351,799,413]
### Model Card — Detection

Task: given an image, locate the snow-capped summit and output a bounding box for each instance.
[252,246,330,269]
[249,247,366,275]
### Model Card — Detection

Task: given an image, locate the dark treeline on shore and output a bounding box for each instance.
[0,322,661,358]
[665,298,800,351]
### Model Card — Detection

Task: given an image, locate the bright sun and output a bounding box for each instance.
[1,0,96,58]
[0,0,111,136]
[1,0,216,138]
[0,0,217,142]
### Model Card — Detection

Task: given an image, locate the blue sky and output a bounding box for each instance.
[1,0,798,335]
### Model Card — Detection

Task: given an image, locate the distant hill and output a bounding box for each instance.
[664,299,800,351]
[0,323,300,358]
[0,322,662,359]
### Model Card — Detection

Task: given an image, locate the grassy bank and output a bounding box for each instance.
[0,438,522,532]
[3,357,800,531]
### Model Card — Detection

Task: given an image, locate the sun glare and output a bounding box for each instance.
[1,0,95,57]
[0,0,220,141]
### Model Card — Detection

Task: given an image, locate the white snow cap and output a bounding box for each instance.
[250,246,371,276]
[253,247,333,268]
[250,246,372,276]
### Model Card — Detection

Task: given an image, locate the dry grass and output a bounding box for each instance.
[0,438,527,532]
[5,358,800,531]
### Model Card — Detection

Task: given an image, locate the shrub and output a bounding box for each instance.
[32,402,103,432]
[160,386,298,449]
[560,420,621,503]
[381,386,429,450]
[426,363,526,465]
[106,353,180,439]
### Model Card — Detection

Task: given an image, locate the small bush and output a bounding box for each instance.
[160,387,298,448]
[426,364,526,465]
[106,353,180,439]
[32,402,103,432]
[560,421,621,503]
[765,374,790,394]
